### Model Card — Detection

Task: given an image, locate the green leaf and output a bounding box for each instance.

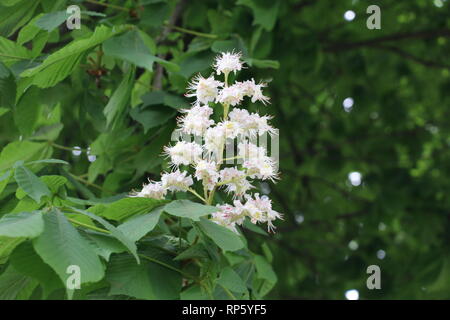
[35,10,70,32]
[103,30,156,72]
[0,0,40,37]
[0,36,32,66]
[174,243,209,261]
[129,105,176,133]
[87,156,112,183]
[68,207,140,264]
[253,254,277,282]
[33,209,105,285]
[0,211,44,238]
[141,91,189,110]
[0,237,25,263]
[10,242,63,298]
[2,0,25,6]
[16,175,67,199]
[0,107,9,117]
[21,25,126,88]
[237,0,280,31]
[104,66,135,129]
[14,165,51,203]
[0,141,48,171]
[14,86,41,136]
[107,251,181,299]
[140,2,170,28]
[117,206,163,242]
[0,170,12,196]
[197,218,245,252]
[180,285,210,300]
[164,200,217,221]
[0,265,37,300]
[82,231,127,262]
[40,175,68,194]
[0,69,16,109]
[243,218,268,235]
[105,254,154,300]
[248,58,280,69]
[17,14,44,45]
[91,197,167,221]
[0,60,10,77]
[253,254,277,297]
[217,266,248,294]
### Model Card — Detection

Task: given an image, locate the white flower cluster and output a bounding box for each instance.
[211,194,282,233]
[132,51,282,233]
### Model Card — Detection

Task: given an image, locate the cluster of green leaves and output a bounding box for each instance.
[264,0,450,299]
[0,0,280,300]
[2,0,448,301]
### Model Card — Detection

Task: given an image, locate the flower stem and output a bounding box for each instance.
[68,173,108,192]
[166,24,218,39]
[188,188,207,203]
[50,142,88,152]
[84,0,129,12]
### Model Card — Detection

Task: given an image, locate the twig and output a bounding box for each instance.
[369,44,450,69]
[325,28,450,52]
[84,0,129,12]
[152,0,188,90]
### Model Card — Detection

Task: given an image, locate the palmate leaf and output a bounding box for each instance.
[32,209,104,286]
[20,25,128,88]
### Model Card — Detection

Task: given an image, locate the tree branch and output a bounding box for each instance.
[325,28,450,52]
[369,44,450,69]
[152,0,188,90]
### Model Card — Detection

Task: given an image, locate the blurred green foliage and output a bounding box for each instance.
[0,0,449,299]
